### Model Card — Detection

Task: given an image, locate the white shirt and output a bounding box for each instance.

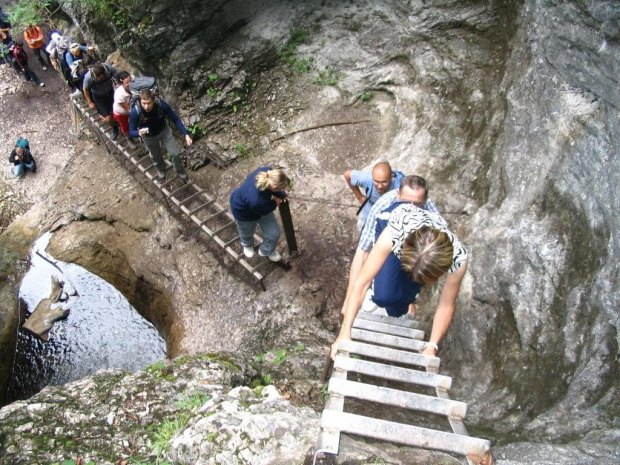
[113,85,131,115]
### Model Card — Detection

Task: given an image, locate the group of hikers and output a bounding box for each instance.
[229,162,467,359]
[4,15,466,360]
[5,18,193,182]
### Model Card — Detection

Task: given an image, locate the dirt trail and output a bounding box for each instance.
[0,52,76,227]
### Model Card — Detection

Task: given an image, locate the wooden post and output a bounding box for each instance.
[278,199,298,255]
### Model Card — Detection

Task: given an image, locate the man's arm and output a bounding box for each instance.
[161,100,193,146]
[344,170,367,204]
[331,230,392,359]
[128,108,141,138]
[82,74,95,108]
[421,260,468,356]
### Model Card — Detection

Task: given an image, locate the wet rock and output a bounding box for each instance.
[21,275,71,341]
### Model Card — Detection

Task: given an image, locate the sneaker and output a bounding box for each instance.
[179,172,189,182]
[157,170,166,180]
[258,249,281,262]
[127,137,138,149]
[42,66,48,71]
[243,246,255,258]
[111,125,120,141]
[38,82,45,87]
[70,89,81,97]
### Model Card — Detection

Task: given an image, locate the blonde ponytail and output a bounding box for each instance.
[255,169,290,191]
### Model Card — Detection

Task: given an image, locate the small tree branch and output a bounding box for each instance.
[270,119,370,142]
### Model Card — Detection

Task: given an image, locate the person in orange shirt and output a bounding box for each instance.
[23,24,51,71]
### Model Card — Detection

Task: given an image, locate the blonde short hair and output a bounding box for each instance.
[401,226,453,284]
[255,169,290,191]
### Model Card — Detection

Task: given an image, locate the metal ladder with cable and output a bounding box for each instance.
[71,96,278,289]
[313,312,494,465]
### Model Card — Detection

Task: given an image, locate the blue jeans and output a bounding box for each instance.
[142,124,187,177]
[372,252,422,317]
[236,212,281,255]
[13,161,35,177]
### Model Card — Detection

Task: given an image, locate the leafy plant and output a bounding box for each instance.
[208,73,219,82]
[313,67,344,86]
[234,143,252,158]
[321,381,329,400]
[292,344,306,352]
[188,123,205,137]
[361,92,374,102]
[176,393,211,410]
[151,417,188,458]
[273,348,287,364]
[206,88,221,98]
[278,29,313,73]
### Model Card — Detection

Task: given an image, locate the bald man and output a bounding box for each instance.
[344,161,405,232]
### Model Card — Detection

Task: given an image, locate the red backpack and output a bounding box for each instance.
[12,45,28,66]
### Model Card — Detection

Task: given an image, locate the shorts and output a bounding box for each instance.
[112,111,129,134]
[93,91,114,118]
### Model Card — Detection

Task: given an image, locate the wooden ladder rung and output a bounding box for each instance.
[200,209,227,225]
[320,410,489,457]
[355,312,420,329]
[353,318,425,340]
[327,378,466,418]
[189,199,215,216]
[179,190,205,206]
[351,328,427,352]
[224,236,240,247]
[333,355,452,390]
[337,340,439,370]
[169,182,193,196]
[212,220,236,235]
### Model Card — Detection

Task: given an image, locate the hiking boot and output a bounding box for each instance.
[258,249,281,262]
[111,125,120,141]
[243,246,255,258]
[157,170,166,181]
[127,137,138,149]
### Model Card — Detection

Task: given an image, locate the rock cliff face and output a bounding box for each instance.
[1,0,619,463]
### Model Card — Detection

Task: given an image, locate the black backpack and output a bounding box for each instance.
[129,76,164,118]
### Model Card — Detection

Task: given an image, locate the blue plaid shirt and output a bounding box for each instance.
[358,190,439,252]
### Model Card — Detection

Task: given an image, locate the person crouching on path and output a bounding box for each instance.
[128,89,192,182]
[9,138,36,177]
[112,71,138,149]
[230,167,290,262]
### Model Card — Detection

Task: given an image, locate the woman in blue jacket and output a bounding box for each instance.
[230,167,289,261]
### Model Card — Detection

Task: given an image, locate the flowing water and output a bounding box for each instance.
[7,232,166,403]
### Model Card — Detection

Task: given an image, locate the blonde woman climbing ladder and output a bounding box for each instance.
[230,167,290,261]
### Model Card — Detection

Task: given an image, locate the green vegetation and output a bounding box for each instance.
[234,142,254,159]
[255,348,287,364]
[208,73,219,82]
[206,87,222,99]
[176,393,211,410]
[188,123,206,137]
[361,91,374,102]
[6,0,51,28]
[150,417,188,459]
[313,67,344,86]
[146,361,175,381]
[278,29,314,73]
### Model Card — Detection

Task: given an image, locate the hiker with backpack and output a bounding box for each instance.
[9,138,36,177]
[11,41,45,87]
[83,63,121,140]
[23,24,51,70]
[112,71,139,149]
[64,42,94,94]
[128,89,192,182]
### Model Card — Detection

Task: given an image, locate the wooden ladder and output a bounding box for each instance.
[313,312,494,465]
[71,96,276,289]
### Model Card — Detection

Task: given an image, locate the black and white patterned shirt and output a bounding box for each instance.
[386,203,467,273]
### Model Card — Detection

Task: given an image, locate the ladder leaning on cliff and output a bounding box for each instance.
[308,311,495,465]
[69,94,296,290]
